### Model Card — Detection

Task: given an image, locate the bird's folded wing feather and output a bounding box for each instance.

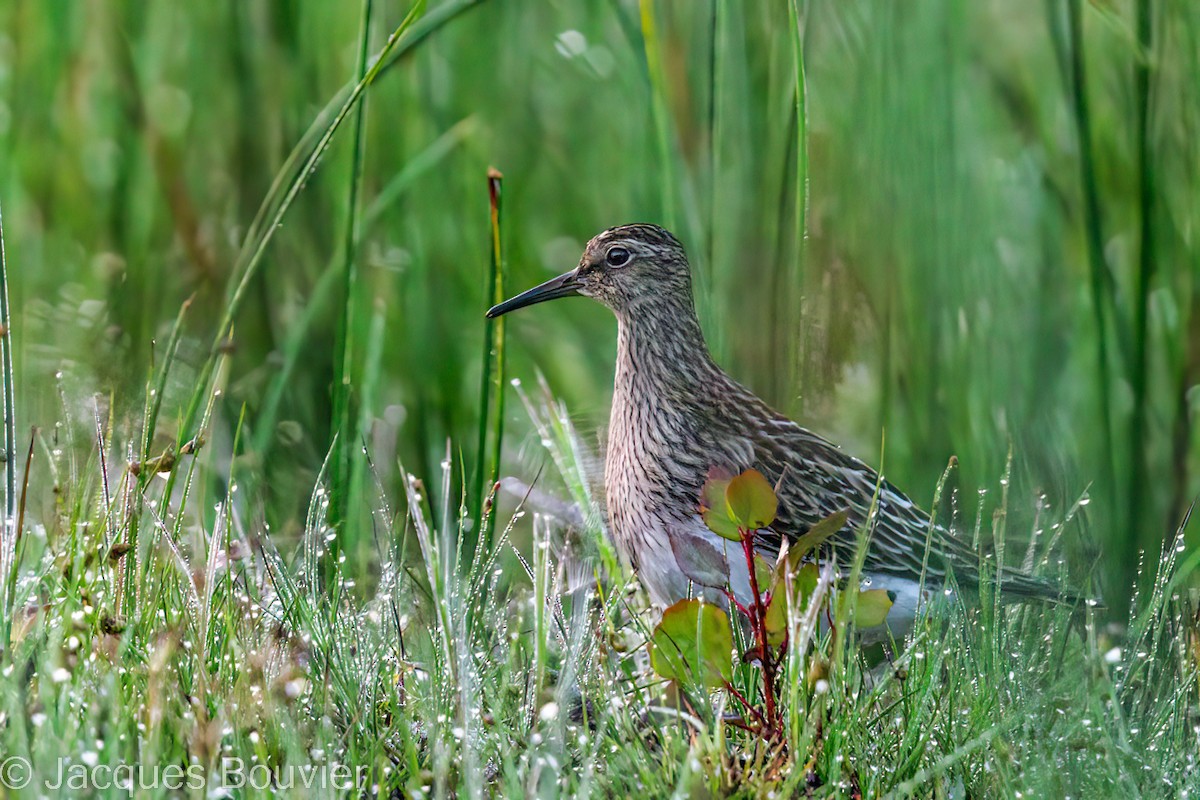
[746,415,1001,587]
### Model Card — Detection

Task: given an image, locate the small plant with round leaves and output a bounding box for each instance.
[651,467,893,745]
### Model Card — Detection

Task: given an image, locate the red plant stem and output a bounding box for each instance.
[724,588,752,621]
[741,528,778,732]
[723,715,758,734]
[723,680,768,727]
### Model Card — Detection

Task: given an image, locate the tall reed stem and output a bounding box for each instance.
[330,0,375,531]
[474,169,507,555]
[1129,0,1156,559]
[0,204,15,655]
[1065,0,1120,535]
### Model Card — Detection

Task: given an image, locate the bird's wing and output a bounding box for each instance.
[741,415,1073,601]
[744,416,958,578]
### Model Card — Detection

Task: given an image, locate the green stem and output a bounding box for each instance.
[474,169,506,555]
[330,0,375,532]
[1129,0,1156,573]
[0,203,15,656]
[1065,0,1119,532]
[638,0,677,230]
[704,0,722,327]
[787,0,809,405]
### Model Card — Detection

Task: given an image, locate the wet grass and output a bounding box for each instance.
[0,371,1195,796]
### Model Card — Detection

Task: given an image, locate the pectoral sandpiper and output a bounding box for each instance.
[488,224,1082,634]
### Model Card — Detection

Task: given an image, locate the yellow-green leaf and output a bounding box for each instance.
[700,471,741,541]
[754,553,774,593]
[650,600,733,689]
[788,509,848,564]
[725,469,777,531]
[854,588,895,628]
[764,563,820,644]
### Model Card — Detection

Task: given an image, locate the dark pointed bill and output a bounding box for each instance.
[486,270,580,318]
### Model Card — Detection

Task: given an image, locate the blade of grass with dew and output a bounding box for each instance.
[515,375,619,578]
[2,429,34,655]
[119,295,194,621]
[345,297,389,553]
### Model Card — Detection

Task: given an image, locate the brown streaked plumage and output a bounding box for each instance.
[489,224,1081,630]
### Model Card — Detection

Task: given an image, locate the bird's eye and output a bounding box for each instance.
[606,247,631,267]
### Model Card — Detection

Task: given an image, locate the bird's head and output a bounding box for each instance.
[486,224,693,319]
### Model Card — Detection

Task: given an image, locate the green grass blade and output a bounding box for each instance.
[0,203,14,655]
[330,0,376,531]
[175,2,436,460]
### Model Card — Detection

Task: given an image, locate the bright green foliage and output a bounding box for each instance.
[765,562,819,644]
[853,589,895,628]
[762,509,847,596]
[725,469,778,532]
[791,510,848,557]
[650,599,733,690]
[700,471,742,541]
[700,467,778,541]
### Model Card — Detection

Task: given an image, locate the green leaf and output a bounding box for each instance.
[700,470,742,541]
[650,599,733,689]
[754,553,774,594]
[854,588,895,628]
[788,509,848,564]
[766,509,849,597]
[725,469,777,531]
[764,563,820,644]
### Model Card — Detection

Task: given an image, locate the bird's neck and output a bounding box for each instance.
[613,297,720,399]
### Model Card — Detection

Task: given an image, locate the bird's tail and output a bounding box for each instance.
[992,566,1096,608]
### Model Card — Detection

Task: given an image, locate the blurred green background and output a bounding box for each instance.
[0,0,1195,610]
